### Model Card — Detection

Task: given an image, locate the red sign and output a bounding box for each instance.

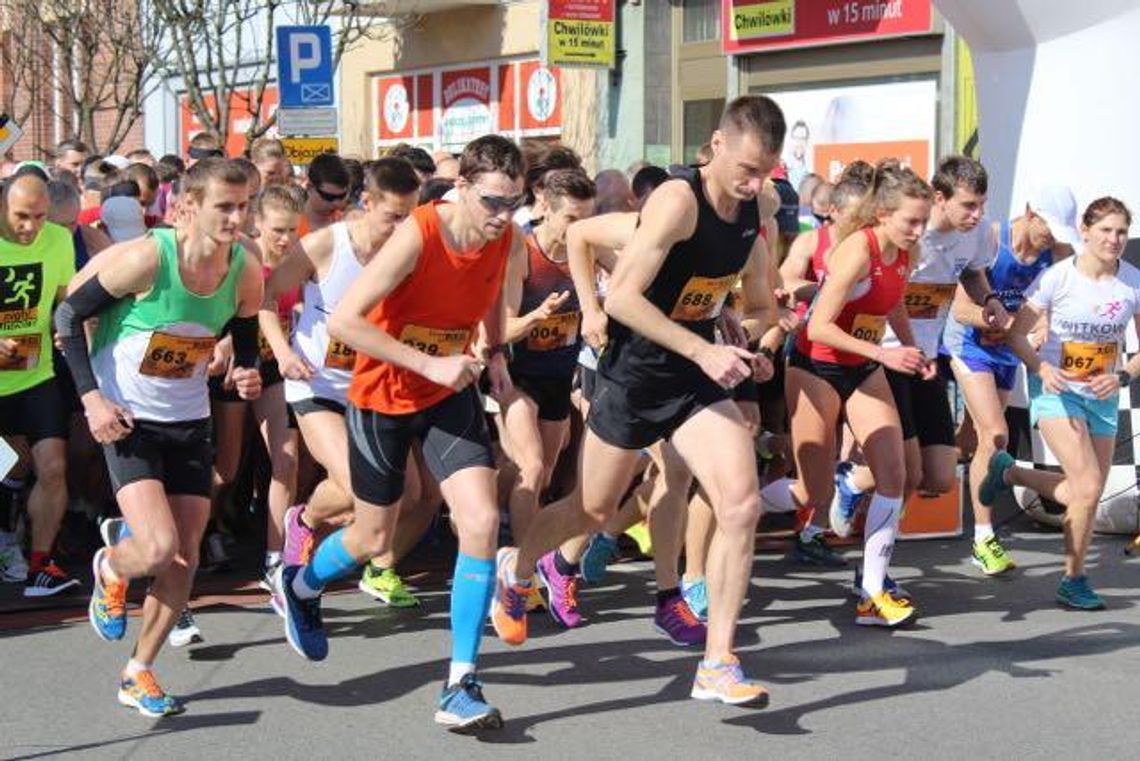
[181,88,279,157]
[377,76,414,140]
[548,0,615,21]
[519,61,561,131]
[440,67,494,149]
[416,74,434,140]
[721,0,932,55]
[499,63,517,132]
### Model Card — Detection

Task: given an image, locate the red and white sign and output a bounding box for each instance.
[721,0,932,55]
[440,67,493,149]
[181,87,279,157]
[521,61,561,130]
[378,76,413,140]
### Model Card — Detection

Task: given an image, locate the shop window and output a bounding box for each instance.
[683,98,724,164]
[682,0,721,43]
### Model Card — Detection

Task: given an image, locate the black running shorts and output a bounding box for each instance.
[0,377,69,443]
[102,418,213,497]
[512,373,574,422]
[885,368,955,447]
[586,372,729,451]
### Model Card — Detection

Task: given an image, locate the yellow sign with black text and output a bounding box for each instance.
[546,1,616,68]
[282,137,339,166]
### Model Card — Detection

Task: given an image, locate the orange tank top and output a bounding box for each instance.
[348,202,513,414]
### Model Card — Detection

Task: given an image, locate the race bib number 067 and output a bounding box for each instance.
[1060,340,1117,380]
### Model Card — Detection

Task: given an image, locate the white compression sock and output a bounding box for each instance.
[124,658,151,677]
[974,523,993,543]
[861,493,902,596]
[760,477,798,514]
[448,661,475,687]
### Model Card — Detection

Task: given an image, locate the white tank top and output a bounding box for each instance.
[285,222,361,406]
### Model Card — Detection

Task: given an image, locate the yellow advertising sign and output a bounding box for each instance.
[281,136,339,166]
[730,0,795,41]
[546,1,616,69]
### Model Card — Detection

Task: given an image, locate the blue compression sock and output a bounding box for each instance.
[297,528,359,596]
[450,553,495,667]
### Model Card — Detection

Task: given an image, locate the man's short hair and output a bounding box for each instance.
[307,152,351,190]
[459,135,524,183]
[631,165,670,202]
[931,155,988,198]
[126,162,159,191]
[388,144,436,177]
[250,138,288,163]
[156,155,185,183]
[363,157,421,197]
[542,168,596,208]
[54,139,89,159]
[183,157,252,202]
[719,95,787,155]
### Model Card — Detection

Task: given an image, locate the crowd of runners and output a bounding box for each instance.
[0,94,1136,730]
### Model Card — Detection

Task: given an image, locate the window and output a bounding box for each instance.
[683,98,724,164]
[683,0,721,43]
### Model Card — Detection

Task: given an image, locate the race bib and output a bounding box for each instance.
[850,313,887,344]
[259,316,290,361]
[138,332,215,379]
[324,338,357,371]
[1060,340,1118,381]
[670,274,738,322]
[0,334,41,371]
[527,311,580,352]
[398,324,470,358]
[904,283,956,320]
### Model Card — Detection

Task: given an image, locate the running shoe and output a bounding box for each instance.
[580,533,618,584]
[259,561,281,593]
[168,608,203,647]
[829,461,863,538]
[979,450,1015,507]
[89,548,127,641]
[0,539,28,582]
[690,655,769,706]
[278,565,328,661]
[654,593,707,646]
[855,591,917,627]
[99,517,130,547]
[118,669,185,718]
[282,505,315,566]
[1056,575,1106,610]
[358,565,420,608]
[681,576,708,622]
[624,521,653,557]
[535,551,583,628]
[851,569,909,601]
[525,585,545,612]
[490,547,529,646]
[792,533,848,567]
[972,535,1016,576]
[24,559,81,597]
[435,673,504,731]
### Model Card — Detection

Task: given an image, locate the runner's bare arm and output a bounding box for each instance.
[567,212,636,348]
[778,229,820,303]
[737,233,776,343]
[260,237,315,359]
[491,228,526,348]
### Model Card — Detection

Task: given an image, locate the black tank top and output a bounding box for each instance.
[600,171,760,390]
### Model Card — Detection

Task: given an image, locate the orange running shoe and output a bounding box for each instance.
[490,547,529,646]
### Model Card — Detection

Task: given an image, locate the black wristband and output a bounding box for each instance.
[487,343,512,361]
[1117,369,1133,387]
[229,315,260,369]
[983,292,1003,307]
[55,276,121,397]
[758,346,775,362]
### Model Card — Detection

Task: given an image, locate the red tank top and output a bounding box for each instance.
[348,202,513,414]
[798,227,908,366]
[794,225,833,322]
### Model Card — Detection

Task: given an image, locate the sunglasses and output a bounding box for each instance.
[188,146,224,160]
[475,190,526,214]
[314,186,349,203]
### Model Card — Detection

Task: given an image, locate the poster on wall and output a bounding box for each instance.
[767,79,936,190]
[181,88,279,157]
[440,67,493,151]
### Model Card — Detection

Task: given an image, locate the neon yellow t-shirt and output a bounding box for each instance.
[0,222,75,395]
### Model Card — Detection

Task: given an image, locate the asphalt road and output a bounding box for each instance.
[3,520,1140,760]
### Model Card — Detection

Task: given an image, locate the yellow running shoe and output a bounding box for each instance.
[690,654,769,706]
[623,521,653,557]
[855,591,917,627]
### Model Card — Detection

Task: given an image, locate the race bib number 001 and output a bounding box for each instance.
[851,313,887,344]
[398,324,470,358]
[527,311,580,352]
[670,274,738,322]
[0,334,41,371]
[904,283,956,320]
[324,339,357,371]
[138,332,215,379]
[1060,340,1117,381]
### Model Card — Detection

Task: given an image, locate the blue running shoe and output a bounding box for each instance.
[829,461,863,538]
[852,568,909,601]
[118,669,185,718]
[100,517,131,547]
[979,450,1015,507]
[89,547,127,642]
[682,576,708,622]
[1056,575,1105,610]
[277,565,328,661]
[580,533,618,584]
[435,673,504,731]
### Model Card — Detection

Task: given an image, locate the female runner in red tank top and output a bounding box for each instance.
[786,160,933,628]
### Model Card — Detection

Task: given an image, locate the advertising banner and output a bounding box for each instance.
[767,79,936,189]
[440,67,493,150]
[722,0,932,55]
[180,88,279,157]
[546,0,616,68]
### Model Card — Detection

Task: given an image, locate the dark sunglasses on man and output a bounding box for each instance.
[314,186,349,204]
[475,191,526,215]
[188,146,224,160]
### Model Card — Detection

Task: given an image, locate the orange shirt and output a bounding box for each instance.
[348,202,513,414]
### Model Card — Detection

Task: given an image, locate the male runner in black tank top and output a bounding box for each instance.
[491,96,785,708]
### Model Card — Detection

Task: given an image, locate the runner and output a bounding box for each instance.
[299,153,351,236]
[0,170,81,596]
[831,157,1010,544]
[944,189,1078,575]
[275,135,525,731]
[250,138,292,187]
[492,96,783,706]
[786,159,932,627]
[980,197,1137,610]
[55,157,263,716]
[262,158,421,607]
[500,167,595,541]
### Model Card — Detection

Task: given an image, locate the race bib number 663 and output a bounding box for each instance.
[138,332,215,379]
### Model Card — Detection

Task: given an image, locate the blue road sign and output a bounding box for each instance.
[277,26,334,108]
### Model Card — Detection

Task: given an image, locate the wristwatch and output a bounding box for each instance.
[486,343,513,362]
[1117,369,1132,387]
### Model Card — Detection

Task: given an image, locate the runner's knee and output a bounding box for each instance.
[139,530,179,572]
[715,492,761,533]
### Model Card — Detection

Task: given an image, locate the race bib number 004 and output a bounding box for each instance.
[1060,340,1117,381]
[324,339,357,371]
[398,324,470,358]
[904,283,956,320]
[670,274,737,322]
[138,332,215,379]
[527,311,580,352]
[851,313,887,344]
[0,334,41,371]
